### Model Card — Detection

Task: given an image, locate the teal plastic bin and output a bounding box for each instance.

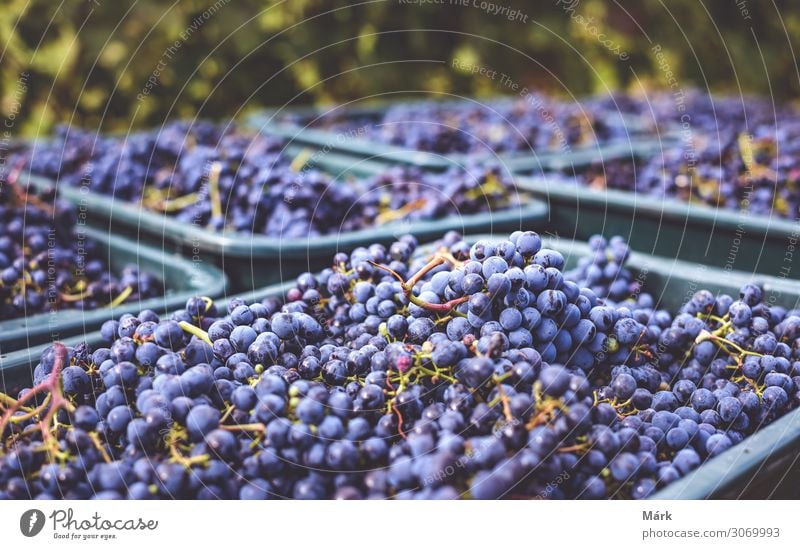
[517,173,800,280]
[0,226,227,354]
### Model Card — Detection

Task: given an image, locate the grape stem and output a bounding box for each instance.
[8,393,52,423]
[495,382,514,423]
[207,161,223,222]
[695,330,763,359]
[0,392,33,413]
[558,442,591,454]
[0,342,76,460]
[59,290,93,302]
[178,321,213,346]
[220,423,265,433]
[369,257,468,317]
[167,427,209,468]
[89,432,112,464]
[376,198,427,225]
[6,159,56,216]
[142,190,201,212]
[290,148,313,172]
[393,405,406,439]
[106,286,133,308]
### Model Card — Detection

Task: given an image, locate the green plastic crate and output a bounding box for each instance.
[517,173,800,280]
[0,226,227,354]
[20,151,549,292]
[1,236,798,498]
[245,98,671,172]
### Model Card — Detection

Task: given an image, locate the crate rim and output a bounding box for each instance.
[516,173,800,240]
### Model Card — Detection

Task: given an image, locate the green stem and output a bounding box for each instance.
[179,321,213,346]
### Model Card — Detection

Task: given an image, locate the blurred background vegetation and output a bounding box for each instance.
[1,0,799,136]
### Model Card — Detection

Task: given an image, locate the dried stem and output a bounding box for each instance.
[0,342,76,461]
[369,256,468,317]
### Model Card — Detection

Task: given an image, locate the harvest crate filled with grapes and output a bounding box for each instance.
[2,1,800,513]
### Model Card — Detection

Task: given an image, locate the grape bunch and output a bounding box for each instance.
[0,230,797,499]
[555,90,800,219]
[13,123,522,238]
[564,235,643,303]
[288,96,636,155]
[0,166,161,321]
[623,89,787,134]
[562,132,800,219]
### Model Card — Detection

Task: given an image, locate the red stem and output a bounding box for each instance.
[370,257,467,316]
[0,342,70,443]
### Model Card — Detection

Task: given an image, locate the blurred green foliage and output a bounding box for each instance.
[1,0,799,136]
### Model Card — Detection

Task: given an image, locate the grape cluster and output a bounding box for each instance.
[15,123,521,238]
[564,235,643,303]
[0,168,160,321]
[563,139,800,219]
[620,89,787,134]
[556,91,800,219]
[288,96,635,155]
[1,230,798,500]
